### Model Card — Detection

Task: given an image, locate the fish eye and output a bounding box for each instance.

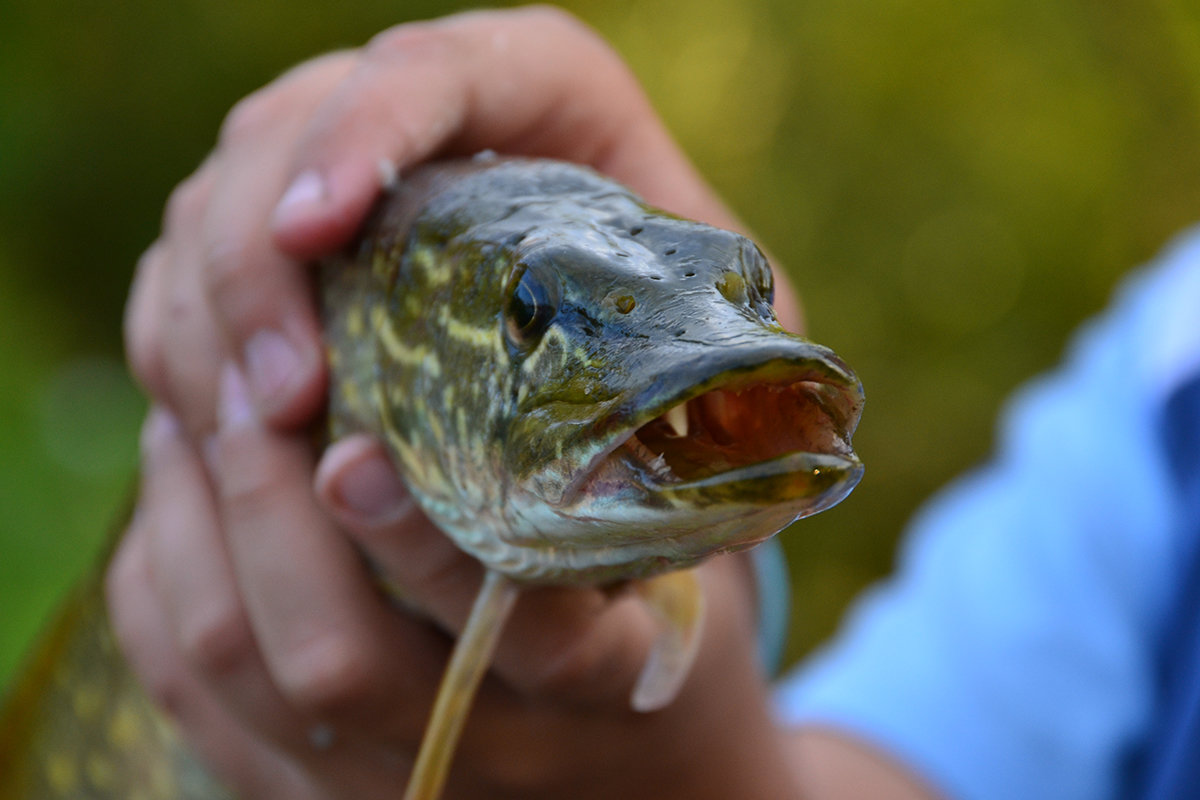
[504,265,559,347]
[742,241,775,306]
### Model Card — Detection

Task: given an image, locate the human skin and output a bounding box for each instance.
[112,6,939,799]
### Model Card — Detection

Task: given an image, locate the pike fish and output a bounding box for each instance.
[0,157,864,800]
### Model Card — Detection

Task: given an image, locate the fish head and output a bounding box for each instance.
[480,170,863,582]
[368,159,863,583]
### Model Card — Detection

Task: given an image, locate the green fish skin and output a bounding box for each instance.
[0,156,864,800]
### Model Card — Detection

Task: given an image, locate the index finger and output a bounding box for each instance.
[270,6,741,256]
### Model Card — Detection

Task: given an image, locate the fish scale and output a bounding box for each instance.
[1,156,864,800]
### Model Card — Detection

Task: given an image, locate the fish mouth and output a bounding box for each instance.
[568,354,864,512]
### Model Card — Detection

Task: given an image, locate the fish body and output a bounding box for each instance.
[0,157,863,799]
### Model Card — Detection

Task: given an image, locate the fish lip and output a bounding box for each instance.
[559,338,865,507]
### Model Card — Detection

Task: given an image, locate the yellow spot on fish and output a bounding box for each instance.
[347,306,365,338]
[340,378,362,414]
[45,752,77,794]
[107,702,143,749]
[85,753,117,790]
[72,684,104,720]
[412,246,453,285]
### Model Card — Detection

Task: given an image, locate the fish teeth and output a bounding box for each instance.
[647,452,672,478]
[664,403,689,438]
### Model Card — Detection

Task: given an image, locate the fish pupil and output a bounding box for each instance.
[505,268,557,346]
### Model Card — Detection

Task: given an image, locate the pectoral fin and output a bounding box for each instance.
[403,569,520,800]
[631,568,705,712]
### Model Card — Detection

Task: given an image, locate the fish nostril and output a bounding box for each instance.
[716,271,748,306]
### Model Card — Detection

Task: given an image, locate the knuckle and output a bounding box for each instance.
[364,21,452,61]
[218,89,278,147]
[520,6,627,76]
[518,4,590,37]
[179,604,256,678]
[203,234,255,312]
[277,635,384,719]
[216,453,279,522]
[277,48,359,89]
[163,169,212,234]
[130,656,192,721]
[214,434,304,527]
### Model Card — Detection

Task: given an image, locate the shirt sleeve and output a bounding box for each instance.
[774,231,1200,800]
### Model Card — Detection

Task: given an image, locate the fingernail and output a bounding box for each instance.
[377,157,398,189]
[218,362,256,429]
[273,170,326,225]
[333,450,412,524]
[244,329,303,410]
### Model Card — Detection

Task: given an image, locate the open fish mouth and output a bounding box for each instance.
[571,358,864,509]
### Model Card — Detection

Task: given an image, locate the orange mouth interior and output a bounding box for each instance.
[621,380,850,485]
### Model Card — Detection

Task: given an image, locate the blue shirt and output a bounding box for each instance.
[775,229,1200,799]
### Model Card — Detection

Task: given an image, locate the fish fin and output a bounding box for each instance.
[630,568,706,712]
[403,570,521,800]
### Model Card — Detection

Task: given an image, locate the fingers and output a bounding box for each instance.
[314,435,659,707]
[199,53,357,423]
[124,55,356,436]
[108,436,318,799]
[118,398,484,796]
[211,365,448,735]
[271,6,738,257]
[129,5,746,440]
[130,406,320,756]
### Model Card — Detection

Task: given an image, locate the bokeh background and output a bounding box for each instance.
[3,0,1200,686]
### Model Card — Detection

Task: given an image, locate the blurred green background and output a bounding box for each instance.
[3,0,1200,686]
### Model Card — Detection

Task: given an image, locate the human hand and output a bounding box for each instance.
[123,6,801,439]
[109,395,794,799]
[113,6,805,799]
